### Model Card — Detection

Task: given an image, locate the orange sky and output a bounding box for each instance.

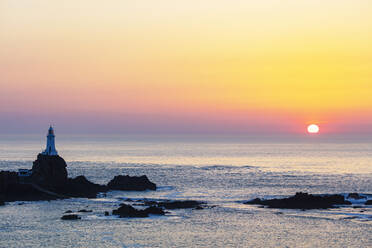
[0,1,371,134]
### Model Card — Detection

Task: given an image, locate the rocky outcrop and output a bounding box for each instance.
[32,154,67,189]
[156,200,204,210]
[1,153,157,203]
[347,193,366,200]
[0,171,18,193]
[31,155,106,199]
[61,214,81,220]
[244,192,352,209]
[61,176,107,198]
[78,209,92,213]
[0,170,58,202]
[112,203,165,218]
[107,175,156,191]
[145,206,166,215]
[111,199,206,218]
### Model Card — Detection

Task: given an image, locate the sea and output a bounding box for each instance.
[0,134,371,248]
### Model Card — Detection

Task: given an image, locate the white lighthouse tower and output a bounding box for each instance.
[42,126,58,156]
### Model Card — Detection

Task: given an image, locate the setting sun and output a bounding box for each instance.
[307,124,320,134]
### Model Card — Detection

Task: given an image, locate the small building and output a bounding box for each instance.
[18,169,32,177]
[18,169,32,183]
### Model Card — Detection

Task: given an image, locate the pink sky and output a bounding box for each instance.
[1,1,371,135]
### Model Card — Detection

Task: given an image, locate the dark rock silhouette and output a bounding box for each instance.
[111,199,206,218]
[0,171,18,193]
[78,209,92,213]
[136,199,206,210]
[112,204,149,218]
[61,214,81,220]
[31,154,68,189]
[62,176,107,198]
[0,170,58,202]
[107,175,156,191]
[112,203,165,218]
[145,206,165,215]
[365,200,372,205]
[156,200,204,209]
[244,192,352,209]
[347,193,366,200]
[1,153,157,203]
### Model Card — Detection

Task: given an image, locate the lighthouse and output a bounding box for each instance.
[42,126,58,156]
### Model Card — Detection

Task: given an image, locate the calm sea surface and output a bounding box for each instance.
[0,135,371,247]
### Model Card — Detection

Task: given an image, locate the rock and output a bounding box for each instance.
[78,209,92,213]
[1,154,157,203]
[0,171,18,194]
[64,210,73,213]
[365,200,372,205]
[32,154,68,189]
[61,214,81,220]
[244,192,352,209]
[347,193,366,200]
[145,206,165,215]
[62,176,107,198]
[136,199,206,210]
[0,172,58,202]
[112,204,149,218]
[104,211,110,216]
[112,204,166,218]
[157,200,204,210]
[107,175,156,191]
[245,198,262,205]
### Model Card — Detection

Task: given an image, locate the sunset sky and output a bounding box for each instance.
[1,1,371,135]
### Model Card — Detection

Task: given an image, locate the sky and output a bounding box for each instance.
[0,0,371,135]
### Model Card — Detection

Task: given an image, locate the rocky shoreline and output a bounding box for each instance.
[1,154,371,221]
[0,154,156,203]
[244,192,371,209]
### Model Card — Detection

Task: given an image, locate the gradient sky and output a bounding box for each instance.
[1,0,371,135]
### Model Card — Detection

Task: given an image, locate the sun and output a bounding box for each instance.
[307,124,319,134]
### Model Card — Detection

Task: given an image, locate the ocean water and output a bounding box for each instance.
[0,135,371,247]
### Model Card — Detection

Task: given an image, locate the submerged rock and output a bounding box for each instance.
[157,200,204,210]
[347,193,366,200]
[244,192,352,209]
[107,175,156,191]
[61,214,81,220]
[78,209,92,213]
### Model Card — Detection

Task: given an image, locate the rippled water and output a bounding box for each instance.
[0,135,371,247]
